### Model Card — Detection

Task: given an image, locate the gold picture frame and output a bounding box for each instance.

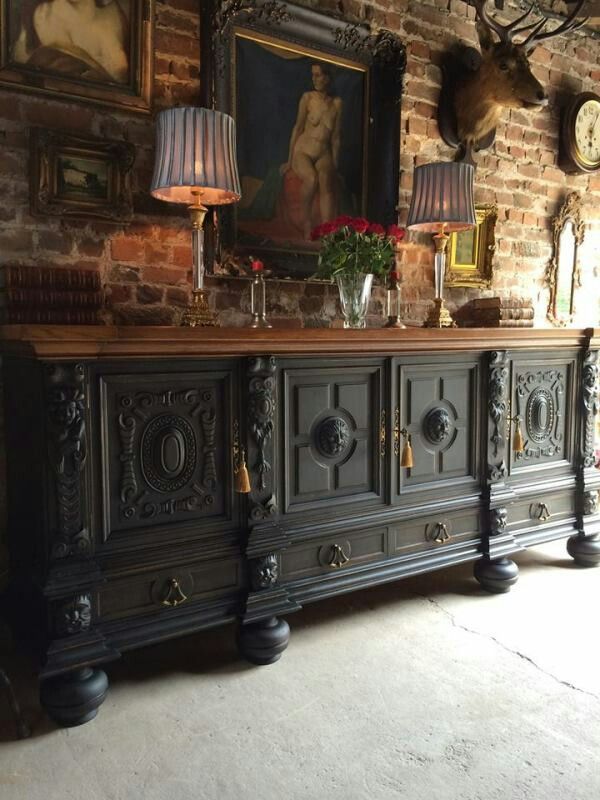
[0,0,153,113]
[445,204,497,288]
[30,128,135,222]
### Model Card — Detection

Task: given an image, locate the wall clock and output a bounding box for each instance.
[560,92,600,174]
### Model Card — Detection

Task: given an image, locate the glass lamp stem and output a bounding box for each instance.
[432,229,449,301]
[189,198,208,292]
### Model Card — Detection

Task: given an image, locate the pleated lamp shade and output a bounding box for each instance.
[151,107,241,205]
[407,162,476,233]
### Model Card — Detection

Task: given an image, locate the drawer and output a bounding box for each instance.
[393,510,481,556]
[507,491,575,530]
[280,528,388,581]
[97,557,243,622]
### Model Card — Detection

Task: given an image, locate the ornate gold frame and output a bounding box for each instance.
[546,192,585,327]
[30,128,135,222]
[445,204,497,289]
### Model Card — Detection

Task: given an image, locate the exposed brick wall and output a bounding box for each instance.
[0,0,598,329]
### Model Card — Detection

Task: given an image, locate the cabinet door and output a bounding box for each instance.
[93,362,238,551]
[509,353,576,481]
[281,360,385,516]
[395,358,480,500]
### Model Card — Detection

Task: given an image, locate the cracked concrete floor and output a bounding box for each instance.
[1,539,600,800]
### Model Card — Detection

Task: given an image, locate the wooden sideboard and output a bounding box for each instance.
[1,326,599,727]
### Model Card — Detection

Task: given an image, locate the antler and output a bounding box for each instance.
[472,0,588,47]
[519,0,588,48]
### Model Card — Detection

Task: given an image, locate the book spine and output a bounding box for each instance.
[1,266,101,292]
[1,308,99,325]
[1,288,103,309]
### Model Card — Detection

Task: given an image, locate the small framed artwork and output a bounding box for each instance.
[445,204,498,289]
[203,0,405,278]
[0,0,153,113]
[30,128,135,221]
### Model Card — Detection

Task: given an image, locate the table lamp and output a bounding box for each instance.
[151,107,241,326]
[407,162,476,328]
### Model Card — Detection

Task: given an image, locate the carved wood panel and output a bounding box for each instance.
[396,360,478,496]
[282,362,384,514]
[511,357,574,472]
[99,370,234,542]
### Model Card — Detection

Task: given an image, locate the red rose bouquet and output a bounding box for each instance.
[311,216,405,280]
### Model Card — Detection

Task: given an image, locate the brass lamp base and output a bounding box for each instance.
[181,289,219,327]
[424,298,456,329]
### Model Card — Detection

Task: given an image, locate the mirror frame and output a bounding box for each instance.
[546,192,585,327]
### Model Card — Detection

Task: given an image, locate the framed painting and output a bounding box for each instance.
[0,0,153,113]
[202,0,405,278]
[445,204,498,289]
[30,128,135,221]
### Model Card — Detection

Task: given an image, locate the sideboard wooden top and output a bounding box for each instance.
[0,325,598,359]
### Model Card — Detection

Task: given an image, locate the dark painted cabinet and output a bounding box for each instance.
[1,327,599,727]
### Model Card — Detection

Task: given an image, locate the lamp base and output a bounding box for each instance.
[181,289,219,327]
[424,298,456,329]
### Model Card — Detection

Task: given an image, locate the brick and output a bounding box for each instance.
[107,284,132,304]
[143,266,185,285]
[78,238,106,258]
[111,238,144,262]
[137,284,164,304]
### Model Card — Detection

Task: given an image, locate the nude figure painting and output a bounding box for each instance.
[235,32,367,252]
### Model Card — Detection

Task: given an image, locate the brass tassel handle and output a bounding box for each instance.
[233,420,251,494]
[507,401,525,455]
[399,426,414,468]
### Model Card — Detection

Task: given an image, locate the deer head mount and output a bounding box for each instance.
[438,0,587,162]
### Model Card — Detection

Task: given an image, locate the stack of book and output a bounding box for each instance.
[0,265,103,324]
[456,296,535,328]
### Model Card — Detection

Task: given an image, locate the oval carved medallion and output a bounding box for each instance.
[141,414,197,493]
[526,388,555,443]
[315,417,351,458]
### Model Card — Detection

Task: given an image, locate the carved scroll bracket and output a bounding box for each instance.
[45,363,91,560]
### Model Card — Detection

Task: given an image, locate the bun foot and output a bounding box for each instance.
[474,557,518,594]
[40,667,108,727]
[567,534,600,567]
[237,616,290,665]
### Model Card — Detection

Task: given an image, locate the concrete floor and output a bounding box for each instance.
[1,540,599,800]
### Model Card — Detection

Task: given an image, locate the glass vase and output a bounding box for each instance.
[335,273,374,329]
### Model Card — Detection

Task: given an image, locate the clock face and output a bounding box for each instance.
[574,99,600,167]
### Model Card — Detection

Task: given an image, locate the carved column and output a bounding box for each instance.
[246,356,278,523]
[45,363,91,560]
[240,356,293,663]
[475,350,519,592]
[42,363,111,724]
[568,349,600,566]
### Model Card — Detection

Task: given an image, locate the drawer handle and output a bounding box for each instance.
[161,578,188,607]
[534,503,552,522]
[328,544,351,569]
[432,522,451,544]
